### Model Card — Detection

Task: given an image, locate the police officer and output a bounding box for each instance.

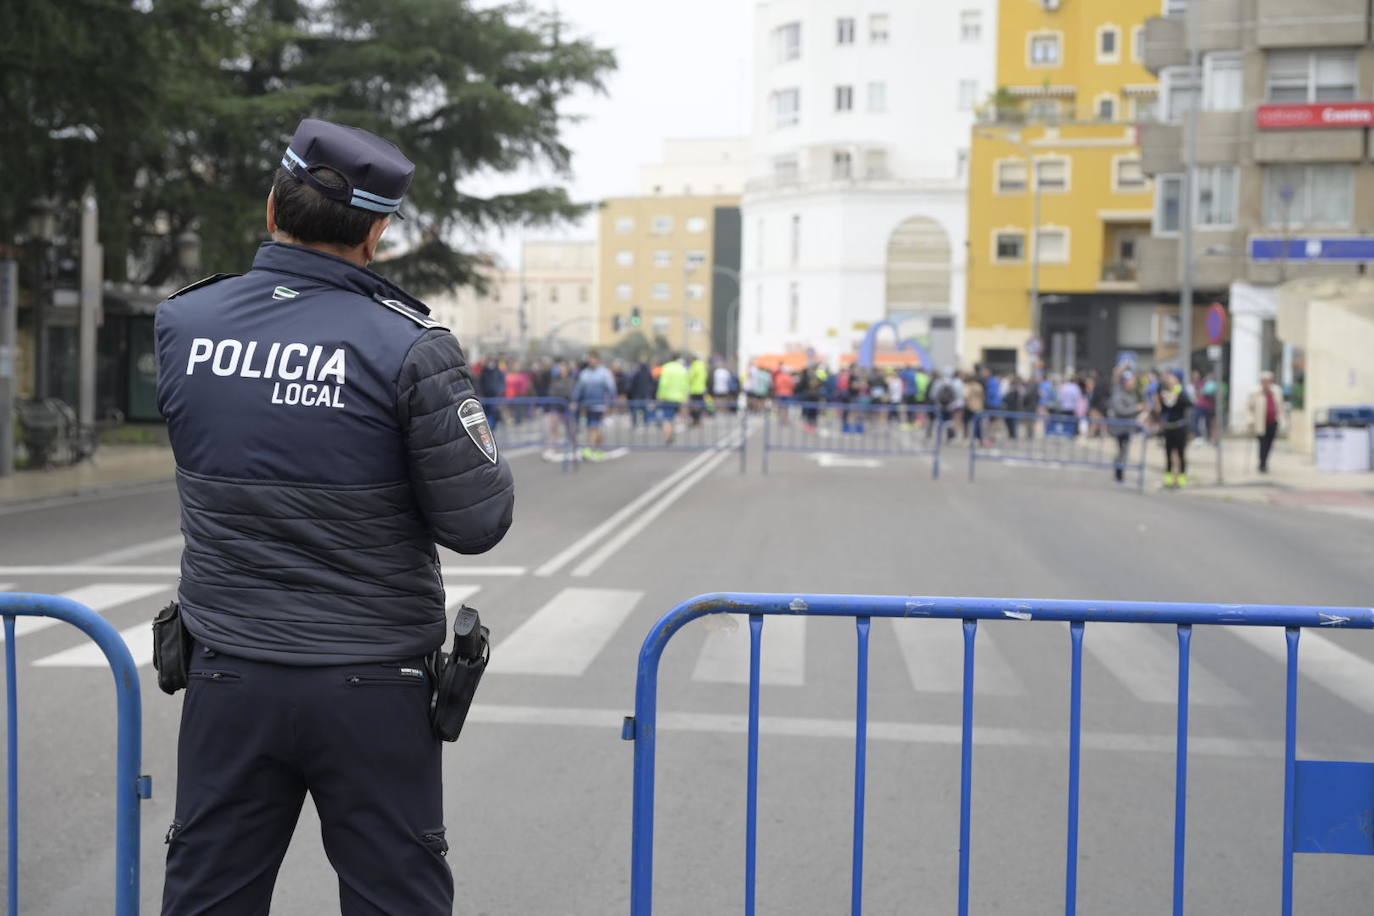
[155,118,515,914]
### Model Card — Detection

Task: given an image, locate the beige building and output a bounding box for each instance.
[597,195,742,356]
[429,240,596,359]
[637,138,751,197]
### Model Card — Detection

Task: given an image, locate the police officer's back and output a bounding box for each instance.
[154,118,514,915]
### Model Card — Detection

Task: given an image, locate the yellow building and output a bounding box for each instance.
[596,195,741,357]
[966,0,1162,376]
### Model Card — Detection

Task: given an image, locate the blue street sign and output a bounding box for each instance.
[1250,236,1374,262]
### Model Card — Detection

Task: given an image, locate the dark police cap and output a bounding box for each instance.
[280,118,414,218]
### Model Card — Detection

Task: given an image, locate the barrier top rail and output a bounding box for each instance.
[627,593,1374,916]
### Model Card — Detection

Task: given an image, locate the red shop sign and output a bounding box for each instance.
[1256,103,1374,129]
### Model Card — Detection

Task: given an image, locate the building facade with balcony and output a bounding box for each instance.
[1138,0,1374,441]
[966,0,1164,377]
[738,0,997,367]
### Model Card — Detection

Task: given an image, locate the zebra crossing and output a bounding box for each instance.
[6,581,1374,717]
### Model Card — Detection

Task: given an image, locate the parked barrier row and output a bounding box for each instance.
[761,401,945,477]
[0,593,150,915]
[968,410,1150,491]
[624,593,1374,916]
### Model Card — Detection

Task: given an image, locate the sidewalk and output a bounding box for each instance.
[0,445,176,508]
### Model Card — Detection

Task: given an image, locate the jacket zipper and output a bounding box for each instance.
[345,672,426,687]
[189,671,241,682]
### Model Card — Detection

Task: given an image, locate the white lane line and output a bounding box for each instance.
[569,441,737,578]
[488,587,642,676]
[1226,626,1374,715]
[466,704,1283,759]
[691,616,807,686]
[0,565,525,577]
[1084,623,1244,706]
[444,584,482,609]
[890,619,1025,696]
[1,583,169,642]
[76,534,185,566]
[534,443,728,577]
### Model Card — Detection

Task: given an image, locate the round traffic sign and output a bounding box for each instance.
[1205,303,1228,345]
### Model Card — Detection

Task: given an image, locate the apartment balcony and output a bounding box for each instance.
[1257,0,1368,47]
[1139,121,1183,176]
[1137,236,1179,292]
[1142,16,1186,75]
[1198,0,1245,52]
[1136,233,1247,293]
[1195,111,1245,166]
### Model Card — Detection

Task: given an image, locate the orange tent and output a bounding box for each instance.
[750,352,811,371]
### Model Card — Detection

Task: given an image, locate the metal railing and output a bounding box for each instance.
[761,401,945,476]
[0,592,150,915]
[624,592,1374,916]
[967,411,1149,490]
[566,399,749,471]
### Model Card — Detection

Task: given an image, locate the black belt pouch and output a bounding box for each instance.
[429,605,490,742]
[151,601,192,695]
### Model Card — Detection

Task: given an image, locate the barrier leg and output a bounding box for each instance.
[762,410,771,475]
[851,617,871,916]
[968,433,976,482]
[1281,627,1300,916]
[1065,621,1085,916]
[933,419,943,480]
[745,615,762,915]
[1137,430,1148,493]
[958,620,977,916]
[1173,625,1192,916]
[6,616,18,915]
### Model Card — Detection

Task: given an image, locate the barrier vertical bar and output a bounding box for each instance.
[852,617,871,916]
[1065,621,1085,916]
[1173,624,1193,916]
[745,615,763,916]
[1281,627,1300,916]
[762,408,772,475]
[933,419,943,480]
[739,403,748,474]
[1137,427,1148,493]
[958,619,977,916]
[968,431,977,482]
[6,615,17,915]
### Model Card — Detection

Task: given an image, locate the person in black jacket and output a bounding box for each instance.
[1155,370,1193,489]
[155,118,514,915]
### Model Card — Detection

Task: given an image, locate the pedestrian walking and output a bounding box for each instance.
[1156,370,1193,488]
[1247,370,1283,473]
[628,360,656,427]
[687,354,708,426]
[571,350,617,460]
[657,354,690,444]
[1108,368,1143,484]
[153,117,515,915]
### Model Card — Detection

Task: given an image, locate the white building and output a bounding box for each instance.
[739,0,997,367]
[637,137,752,197]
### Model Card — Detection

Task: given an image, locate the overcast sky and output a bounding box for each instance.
[467,0,754,265]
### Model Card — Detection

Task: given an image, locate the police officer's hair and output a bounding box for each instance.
[271,167,383,247]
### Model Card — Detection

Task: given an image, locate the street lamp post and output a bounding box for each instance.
[28,198,56,401]
[1177,0,1201,382]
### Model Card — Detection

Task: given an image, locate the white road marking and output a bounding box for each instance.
[809,453,884,469]
[570,443,737,578]
[534,442,730,577]
[1226,626,1374,715]
[1083,623,1245,706]
[890,619,1025,696]
[34,621,155,668]
[444,584,482,608]
[691,616,807,686]
[488,587,642,676]
[1,583,168,642]
[0,564,525,577]
[75,534,184,566]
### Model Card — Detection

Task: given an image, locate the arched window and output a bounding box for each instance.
[885,217,951,315]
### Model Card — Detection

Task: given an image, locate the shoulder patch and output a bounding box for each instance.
[373,293,445,330]
[167,273,240,300]
[458,398,499,464]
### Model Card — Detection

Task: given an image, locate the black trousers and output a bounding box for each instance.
[1258,421,1279,471]
[162,645,452,915]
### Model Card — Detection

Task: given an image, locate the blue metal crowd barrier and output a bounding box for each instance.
[566,399,749,472]
[480,396,575,453]
[624,592,1374,916]
[966,410,1149,491]
[761,401,945,476]
[0,592,149,915]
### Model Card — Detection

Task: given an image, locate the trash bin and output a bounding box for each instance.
[17,400,63,468]
[1314,421,1371,473]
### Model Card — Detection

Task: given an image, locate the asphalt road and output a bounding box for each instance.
[2,431,1373,914]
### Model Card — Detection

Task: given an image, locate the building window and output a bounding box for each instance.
[1267,49,1357,103]
[956,148,969,178]
[958,80,978,111]
[869,13,889,44]
[1160,66,1200,122]
[1029,33,1061,66]
[616,250,634,268]
[772,22,801,63]
[788,282,800,333]
[685,250,707,269]
[865,149,889,179]
[1036,157,1069,192]
[653,249,672,268]
[548,285,559,304]
[772,88,801,128]
[1203,52,1243,111]
[1196,165,1239,228]
[837,17,855,44]
[686,216,707,234]
[994,231,1025,262]
[1130,94,1158,122]
[1036,228,1069,263]
[833,150,853,179]
[1097,26,1120,63]
[578,285,589,304]
[960,9,981,42]
[997,160,1028,193]
[1132,25,1145,61]
[1114,157,1147,191]
[773,155,799,184]
[616,283,633,301]
[867,82,887,111]
[1165,0,1188,14]
[651,282,671,301]
[835,85,854,112]
[1154,174,1184,235]
[790,214,801,265]
[685,284,706,301]
[1263,164,1355,227]
[615,217,635,235]
[649,216,673,236]
[1027,99,1061,122]
[1096,95,1117,121]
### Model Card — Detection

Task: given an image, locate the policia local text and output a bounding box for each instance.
[184,336,348,408]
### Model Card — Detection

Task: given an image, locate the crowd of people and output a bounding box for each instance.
[470,352,1284,484]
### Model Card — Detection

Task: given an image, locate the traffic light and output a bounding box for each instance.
[630,306,642,327]
[612,315,623,332]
